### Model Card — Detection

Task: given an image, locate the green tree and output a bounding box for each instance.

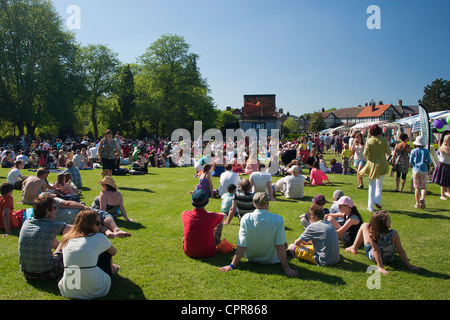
[137,34,217,136]
[215,110,238,130]
[282,117,299,134]
[79,44,120,139]
[309,112,326,132]
[418,78,450,112]
[116,64,136,136]
[0,0,83,137]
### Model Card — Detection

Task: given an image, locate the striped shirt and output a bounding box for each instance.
[234,190,255,218]
[281,174,306,199]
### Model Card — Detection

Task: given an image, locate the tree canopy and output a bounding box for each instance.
[418,78,450,112]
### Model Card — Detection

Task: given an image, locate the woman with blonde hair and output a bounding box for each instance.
[431,133,450,200]
[58,210,119,300]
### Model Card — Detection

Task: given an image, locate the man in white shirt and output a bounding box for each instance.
[249,163,274,200]
[7,160,28,189]
[272,165,306,199]
[88,143,98,163]
[217,164,241,196]
[72,150,84,169]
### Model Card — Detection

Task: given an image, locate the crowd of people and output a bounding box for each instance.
[1,126,449,299]
[182,125,449,278]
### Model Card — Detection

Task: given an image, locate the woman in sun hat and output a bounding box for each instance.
[409,135,432,209]
[359,125,391,212]
[325,196,363,247]
[91,176,134,238]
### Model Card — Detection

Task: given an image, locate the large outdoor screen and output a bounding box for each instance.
[243,94,276,118]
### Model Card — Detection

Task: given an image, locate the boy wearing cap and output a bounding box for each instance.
[272,165,307,199]
[182,190,225,258]
[409,136,432,209]
[299,194,330,228]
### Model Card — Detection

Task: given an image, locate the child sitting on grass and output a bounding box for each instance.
[1,182,25,237]
[310,161,330,186]
[221,184,236,217]
[330,158,343,174]
[319,155,330,173]
[345,210,419,275]
[288,204,340,266]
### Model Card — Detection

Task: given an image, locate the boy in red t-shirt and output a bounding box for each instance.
[1,182,24,237]
[181,190,225,258]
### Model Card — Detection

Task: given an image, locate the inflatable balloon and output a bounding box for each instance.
[447,114,450,125]
[437,126,445,132]
[434,119,444,129]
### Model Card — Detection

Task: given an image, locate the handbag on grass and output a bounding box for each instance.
[216,238,236,254]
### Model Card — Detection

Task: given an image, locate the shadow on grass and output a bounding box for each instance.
[107,274,147,300]
[26,274,147,300]
[198,252,346,285]
[115,219,146,232]
[25,278,61,297]
[119,187,155,193]
[389,209,450,220]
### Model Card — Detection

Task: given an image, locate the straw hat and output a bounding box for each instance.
[98,176,118,189]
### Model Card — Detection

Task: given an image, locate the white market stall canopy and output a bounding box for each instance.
[395,110,450,131]
[350,120,388,130]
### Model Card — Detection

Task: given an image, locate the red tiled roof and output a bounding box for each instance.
[356,104,392,118]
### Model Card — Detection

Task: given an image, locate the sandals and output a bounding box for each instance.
[419,199,426,209]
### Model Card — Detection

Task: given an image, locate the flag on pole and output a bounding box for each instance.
[418,105,430,150]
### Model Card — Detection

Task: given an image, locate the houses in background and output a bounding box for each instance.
[224,99,419,132]
[321,99,419,129]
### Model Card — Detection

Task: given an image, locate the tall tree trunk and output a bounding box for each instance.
[91,98,99,139]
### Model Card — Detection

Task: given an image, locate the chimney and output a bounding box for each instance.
[398,99,403,108]
[279,108,284,114]
[378,101,383,105]
[226,106,231,111]
[371,102,375,112]
[321,108,325,113]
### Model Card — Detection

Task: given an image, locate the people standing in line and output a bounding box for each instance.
[409,136,432,209]
[358,125,391,212]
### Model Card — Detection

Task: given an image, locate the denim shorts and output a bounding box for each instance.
[354,159,366,168]
[364,244,375,261]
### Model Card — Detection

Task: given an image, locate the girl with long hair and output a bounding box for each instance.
[58,210,119,299]
[345,210,419,275]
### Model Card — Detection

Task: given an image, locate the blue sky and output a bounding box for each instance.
[52,0,450,115]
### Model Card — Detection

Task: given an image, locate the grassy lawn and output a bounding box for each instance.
[0,153,449,300]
